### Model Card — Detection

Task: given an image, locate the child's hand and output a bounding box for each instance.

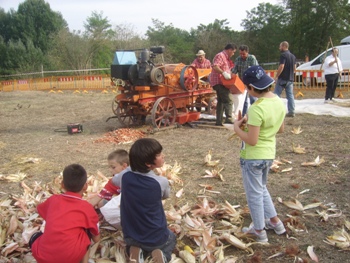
[86,194,103,208]
[234,110,247,132]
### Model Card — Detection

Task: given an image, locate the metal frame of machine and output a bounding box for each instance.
[107,46,216,129]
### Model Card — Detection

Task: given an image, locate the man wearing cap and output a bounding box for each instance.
[191,50,211,69]
[234,65,286,243]
[210,43,237,126]
[274,41,296,117]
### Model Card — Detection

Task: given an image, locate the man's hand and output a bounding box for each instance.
[222,71,231,80]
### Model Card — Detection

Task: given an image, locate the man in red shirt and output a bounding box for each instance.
[210,43,237,126]
[30,164,100,263]
[191,50,211,69]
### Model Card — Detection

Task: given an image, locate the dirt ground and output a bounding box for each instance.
[1,91,350,262]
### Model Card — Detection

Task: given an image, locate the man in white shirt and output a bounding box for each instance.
[324,48,343,103]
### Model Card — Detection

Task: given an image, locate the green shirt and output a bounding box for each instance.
[240,95,285,160]
[233,54,258,78]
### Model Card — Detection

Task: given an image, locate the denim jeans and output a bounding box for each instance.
[274,79,295,114]
[125,229,176,262]
[240,159,277,230]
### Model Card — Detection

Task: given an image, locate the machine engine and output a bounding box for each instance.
[111,46,165,87]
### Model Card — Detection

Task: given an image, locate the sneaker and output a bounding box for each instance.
[242,223,268,242]
[286,112,295,117]
[265,219,286,235]
[151,249,166,263]
[129,246,144,263]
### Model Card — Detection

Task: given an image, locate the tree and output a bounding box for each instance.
[48,29,94,73]
[83,11,115,69]
[241,3,289,63]
[12,0,67,54]
[146,19,195,64]
[283,0,350,59]
[0,37,44,76]
[112,23,148,50]
[191,19,240,62]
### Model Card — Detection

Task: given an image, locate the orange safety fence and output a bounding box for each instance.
[0,75,112,92]
[265,69,350,97]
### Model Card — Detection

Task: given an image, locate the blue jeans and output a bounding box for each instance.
[274,79,295,114]
[240,159,277,230]
[125,229,176,262]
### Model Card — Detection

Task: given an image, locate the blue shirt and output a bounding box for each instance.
[112,167,170,246]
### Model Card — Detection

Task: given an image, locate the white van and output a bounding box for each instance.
[296,36,350,85]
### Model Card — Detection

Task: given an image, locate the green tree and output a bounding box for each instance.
[146,19,195,64]
[12,0,67,54]
[241,3,289,63]
[191,19,240,62]
[0,37,44,76]
[284,0,350,59]
[83,11,115,69]
[48,29,94,73]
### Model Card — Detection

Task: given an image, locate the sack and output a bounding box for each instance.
[100,194,121,228]
[220,73,245,94]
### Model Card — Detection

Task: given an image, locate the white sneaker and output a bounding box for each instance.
[242,223,268,242]
[265,219,286,235]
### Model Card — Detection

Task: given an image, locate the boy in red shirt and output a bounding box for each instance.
[29,164,100,263]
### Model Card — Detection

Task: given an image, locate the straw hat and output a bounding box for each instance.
[196,50,206,56]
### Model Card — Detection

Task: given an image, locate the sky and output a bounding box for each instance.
[1,0,279,35]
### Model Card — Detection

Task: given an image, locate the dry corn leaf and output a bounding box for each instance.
[292,144,306,154]
[203,168,225,181]
[179,250,196,263]
[345,220,350,231]
[204,150,220,167]
[307,245,319,262]
[301,156,325,166]
[278,197,304,211]
[277,197,322,212]
[0,172,27,182]
[291,126,303,134]
[18,157,41,164]
[324,228,350,250]
[281,167,293,172]
[219,233,253,253]
[176,188,184,198]
[7,215,19,236]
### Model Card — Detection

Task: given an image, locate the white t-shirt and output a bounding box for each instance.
[324,55,343,75]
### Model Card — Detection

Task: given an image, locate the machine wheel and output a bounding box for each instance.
[150,68,165,84]
[151,97,177,129]
[112,98,119,115]
[116,103,143,127]
[180,66,198,91]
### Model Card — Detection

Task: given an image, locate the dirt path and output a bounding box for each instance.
[1,91,350,262]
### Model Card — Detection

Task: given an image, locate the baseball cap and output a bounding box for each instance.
[242,65,274,90]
